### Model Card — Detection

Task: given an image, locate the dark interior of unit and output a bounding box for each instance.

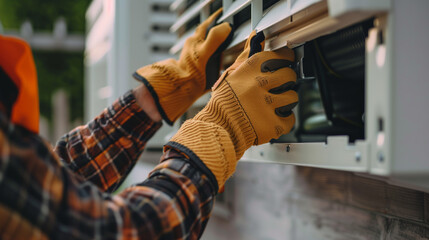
[287,19,374,143]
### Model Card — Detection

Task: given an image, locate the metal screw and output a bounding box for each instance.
[286,144,291,152]
[355,152,361,162]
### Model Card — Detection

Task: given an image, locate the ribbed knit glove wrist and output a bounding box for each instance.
[167,31,298,188]
[133,9,233,125]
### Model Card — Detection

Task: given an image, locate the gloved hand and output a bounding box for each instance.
[133,8,233,125]
[166,31,298,188]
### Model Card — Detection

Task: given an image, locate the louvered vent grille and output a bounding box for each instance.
[149,0,177,62]
[169,0,325,55]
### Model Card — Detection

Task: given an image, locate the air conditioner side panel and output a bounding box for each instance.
[390,0,429,175]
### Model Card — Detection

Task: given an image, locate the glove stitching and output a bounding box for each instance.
[215,129,228,186]
[191,44,205,82]
[151,64,178,87]
[182,53,205,96]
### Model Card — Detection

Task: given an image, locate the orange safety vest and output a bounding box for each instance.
[0,35,39,133]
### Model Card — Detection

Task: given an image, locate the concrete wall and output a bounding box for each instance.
[203,162,429,240]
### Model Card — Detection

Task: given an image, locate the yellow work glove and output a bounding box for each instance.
[133,8,233,125]
[166,31,298,188]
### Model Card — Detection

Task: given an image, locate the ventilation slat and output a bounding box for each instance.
[255,0,321,34]
[255,0,289,33]
[290,0,321,13]
[228,20,252,47]
[170,0,213,32]
[169,0,325,53]
[217,0,251,22]
[150,0,175,5]
[170,27,196,54]
[150,33,177,46]
[170,0,186,11]
[150,13,177,26]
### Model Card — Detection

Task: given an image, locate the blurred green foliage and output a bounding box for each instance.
[0,0,91,124]
[34,51,84,123]
[0,0,90,32]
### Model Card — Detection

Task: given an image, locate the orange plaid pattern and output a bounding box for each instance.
[0,91,218,239]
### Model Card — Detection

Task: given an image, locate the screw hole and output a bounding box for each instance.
[355,152,361,162]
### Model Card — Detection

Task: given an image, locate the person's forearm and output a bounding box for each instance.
[55,91,162,192]
[1,123,217,239]
[133,84,162,122]
[51,153,216,239]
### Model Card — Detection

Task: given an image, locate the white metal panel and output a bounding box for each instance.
[170,0,213,32]
[170,0,186,11]
[217,0,251,23]
[170,27,195,54]
[149,32,177,46]
[151,53,175,63]
[227,20,252,49]
[227,0,324,51]
[264,4,382,49]
[327,0,390,18]
[150,13,177,26]
[107,0,133,104]
[390,0,429,175]
[85,55,109,122]
[366,0,429,186]
[243,136,368,172]
[290,0,323,12]
[85,0,114,60]
[222,0,233,12]
[256,0,321,33]
[85,0,113,122]
[150,0,175,5]
[366,21,392,176]
[171,0,324,53]
[251,0,262,29]
[255,0,289,32]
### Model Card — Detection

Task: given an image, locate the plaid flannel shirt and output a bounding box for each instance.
[0,91,218,240]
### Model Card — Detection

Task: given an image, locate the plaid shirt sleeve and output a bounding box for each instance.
[0,96,219,240]
[54,90,162,193]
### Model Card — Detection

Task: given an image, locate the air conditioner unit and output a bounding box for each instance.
[170,0,429,191]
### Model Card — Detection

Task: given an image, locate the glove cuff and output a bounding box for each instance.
[133,59,205,125]
[133,71,173,125]
[169,120,236,188]
[194,80,256,159]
